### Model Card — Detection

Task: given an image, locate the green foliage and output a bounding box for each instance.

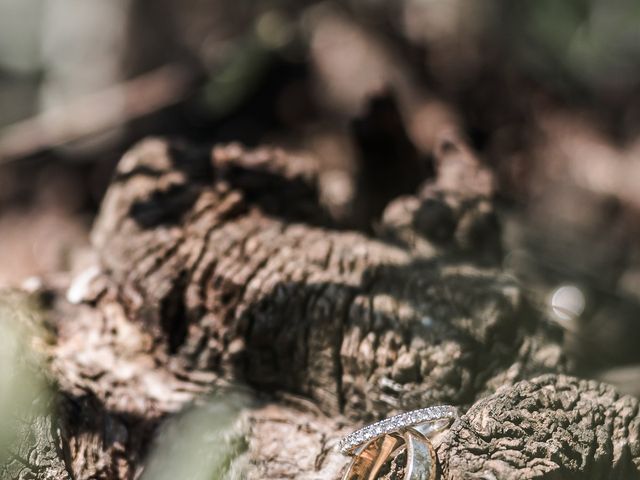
[500,0,640,93]
[142,391,253,480]
[0,291,50,468]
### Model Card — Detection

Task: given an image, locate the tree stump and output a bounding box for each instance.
[2,136,639,479]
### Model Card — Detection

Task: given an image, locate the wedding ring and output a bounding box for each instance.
[341,433,404,480]
[404,429,436,480]
[339,405,458,456]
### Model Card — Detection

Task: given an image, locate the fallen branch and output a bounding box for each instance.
[0,64,197,163]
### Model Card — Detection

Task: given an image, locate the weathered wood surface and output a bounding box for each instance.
[3,135,639,479]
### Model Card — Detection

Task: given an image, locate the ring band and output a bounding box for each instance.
[341,433,404,480]
[338,405,458,456]
[404,429,436,480]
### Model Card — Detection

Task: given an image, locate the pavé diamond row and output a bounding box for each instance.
[338,405,458,455]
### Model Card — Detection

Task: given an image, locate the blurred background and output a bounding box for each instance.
[1,0,640,395]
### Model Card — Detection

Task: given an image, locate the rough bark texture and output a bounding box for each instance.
[439,374,640,479]
[90,138,562,419]
[2,134,637,479]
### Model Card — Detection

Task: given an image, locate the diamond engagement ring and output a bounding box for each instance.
[339,405,458,480]
[339,405,458,456]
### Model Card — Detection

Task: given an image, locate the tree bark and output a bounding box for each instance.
[3,135,637,479]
